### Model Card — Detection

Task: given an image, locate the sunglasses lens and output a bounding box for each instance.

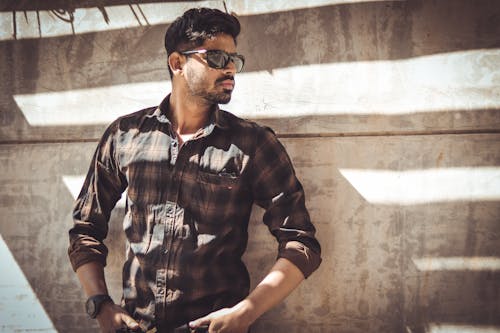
[207,51,229,69]
[232,55,244,73]
[206,51,245,72]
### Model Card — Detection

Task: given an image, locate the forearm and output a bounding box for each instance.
[238,257,305,325]
[75,262,139,332]
[76,261,109,297]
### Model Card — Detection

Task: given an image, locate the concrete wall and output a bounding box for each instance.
[1,1,499,332]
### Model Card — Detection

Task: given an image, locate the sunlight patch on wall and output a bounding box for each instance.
[0,12,13,40]
[0,2,224,40]
[427,324,500,333]
[225,0,398,16]
[13,49,499,126]
[228,49,500,119]
[338,167,500,205]
[0,0,399,41]
[0,234,57,333]
[413,257,500,272]
[62,175,126,208]
[14,81,168,126]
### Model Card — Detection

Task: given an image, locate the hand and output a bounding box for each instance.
[189,304,252,333]
[96,302,140,333]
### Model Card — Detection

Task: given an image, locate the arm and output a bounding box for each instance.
[241,258,305,323]
[76,262,139,332]
[68,122,133,332]
[189,258,304,333]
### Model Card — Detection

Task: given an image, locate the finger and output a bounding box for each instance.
[121,314,140,330]
[192,324,210,333]
[189,316,211,328]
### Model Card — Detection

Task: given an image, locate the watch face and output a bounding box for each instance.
[85,295,112,319]
[86,298,96,317]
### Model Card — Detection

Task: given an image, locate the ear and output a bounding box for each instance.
[168,52,185,76]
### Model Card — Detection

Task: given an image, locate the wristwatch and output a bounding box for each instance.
[85,294,113,319]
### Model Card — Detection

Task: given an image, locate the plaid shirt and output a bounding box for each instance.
[68,95,321,331]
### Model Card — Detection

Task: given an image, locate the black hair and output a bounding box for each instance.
[164,7,241,78]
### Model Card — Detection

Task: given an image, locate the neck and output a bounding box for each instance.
[169,88,214,135]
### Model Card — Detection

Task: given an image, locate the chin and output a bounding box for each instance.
[219,90,233,104]
[207,92,232,104]
[218,97,231,104]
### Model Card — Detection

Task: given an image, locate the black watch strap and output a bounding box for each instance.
[85,294,113,319]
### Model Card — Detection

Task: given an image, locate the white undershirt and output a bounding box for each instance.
[179,133,196,143]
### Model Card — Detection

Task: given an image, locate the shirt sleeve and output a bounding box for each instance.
[68,121,127,272]
[250,126,322,278]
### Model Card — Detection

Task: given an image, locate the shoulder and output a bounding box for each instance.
[103,106,158,134]
[115,106,158,130]
[218,109,276,137]
[217,110,284,163]
[96,106,158,148]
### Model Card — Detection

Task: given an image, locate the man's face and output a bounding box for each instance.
[183,33,238,105]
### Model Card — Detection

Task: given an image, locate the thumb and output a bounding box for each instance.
[122,314,140,330]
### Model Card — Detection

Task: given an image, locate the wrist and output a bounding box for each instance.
[85,294,113,319]
[96,300,116,321]
[234,299,258,327]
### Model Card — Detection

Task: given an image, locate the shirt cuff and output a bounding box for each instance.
[277,240,321,278]
[68,252,107,272]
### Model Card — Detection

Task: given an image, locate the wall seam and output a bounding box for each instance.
[1,129,500,145]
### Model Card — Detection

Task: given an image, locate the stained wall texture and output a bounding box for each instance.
[1,1,499,333]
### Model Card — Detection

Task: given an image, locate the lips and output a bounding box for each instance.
[216,76,235,90]
[220,79,235,89]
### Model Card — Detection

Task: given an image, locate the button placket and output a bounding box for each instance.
[170,138,179,165]
[163,204,175,255]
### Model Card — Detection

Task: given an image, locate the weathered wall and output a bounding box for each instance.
[1,1,499,332]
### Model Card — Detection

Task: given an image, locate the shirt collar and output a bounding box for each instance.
[152,94,229,130]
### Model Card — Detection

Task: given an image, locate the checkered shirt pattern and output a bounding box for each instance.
[68,95,321,330]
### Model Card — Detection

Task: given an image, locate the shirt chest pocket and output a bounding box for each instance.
[195,171,240,222]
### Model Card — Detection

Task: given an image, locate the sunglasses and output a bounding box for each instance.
[181,49,245,73]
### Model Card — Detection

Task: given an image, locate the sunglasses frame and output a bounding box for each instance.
[181,49,245,73]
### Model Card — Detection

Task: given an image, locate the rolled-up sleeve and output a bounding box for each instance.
[68,121,127,271]
[250,127,321,278]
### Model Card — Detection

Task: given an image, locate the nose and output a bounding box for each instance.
[223,59,237,75]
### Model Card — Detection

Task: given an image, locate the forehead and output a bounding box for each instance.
[199,33,237,53]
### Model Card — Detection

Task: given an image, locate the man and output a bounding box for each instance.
[69,7,321,333]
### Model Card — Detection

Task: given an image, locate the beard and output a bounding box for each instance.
[186,69,234,105]
[203,89,232,104]
[187,84,233,105]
